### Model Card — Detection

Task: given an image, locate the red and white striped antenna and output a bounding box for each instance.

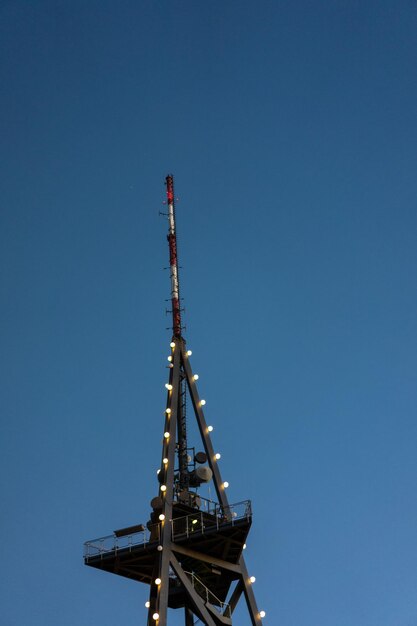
[165,174,182,337]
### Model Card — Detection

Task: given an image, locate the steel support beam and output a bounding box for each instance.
[184,607,194,626]
[170,553,217,626]
[229,580,244,615]
[172,543,241,575]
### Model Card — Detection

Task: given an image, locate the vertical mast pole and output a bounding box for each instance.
[166,175,181,338]
[165,174,188,490]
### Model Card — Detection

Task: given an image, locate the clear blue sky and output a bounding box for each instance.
[1,1,416,625]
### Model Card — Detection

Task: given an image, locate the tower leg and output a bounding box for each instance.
[240,557,263,625]
[185,607,194,626]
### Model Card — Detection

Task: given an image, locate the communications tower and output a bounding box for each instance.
[84,175,265,625]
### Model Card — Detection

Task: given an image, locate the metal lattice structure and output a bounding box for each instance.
[84,175,264,625]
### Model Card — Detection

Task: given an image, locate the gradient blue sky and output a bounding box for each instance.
[1,1,416,625]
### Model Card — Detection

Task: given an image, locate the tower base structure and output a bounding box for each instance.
[85,497,259,625]
[84,337,264,625]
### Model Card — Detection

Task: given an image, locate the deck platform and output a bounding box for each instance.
[84,500,252,607]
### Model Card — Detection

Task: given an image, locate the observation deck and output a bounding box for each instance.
[84,499,252,607]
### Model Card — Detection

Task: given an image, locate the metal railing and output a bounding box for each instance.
[171,500,251,541]
[84,499,251,559]
[185,571,231,618]
[84,523,161,559]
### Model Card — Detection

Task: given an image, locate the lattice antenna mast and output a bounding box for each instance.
[166,174,182,338]
[166,174,188,491]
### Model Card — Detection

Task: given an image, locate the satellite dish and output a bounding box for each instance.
[195,466,213,483]
[194,451,207,464]
[150,496,163,510]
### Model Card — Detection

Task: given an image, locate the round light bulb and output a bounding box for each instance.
[243,543,247,550]
[170,342,175,348]
[145,601,150,608]
[155,578,161,585]
[223,481,229,489]
[250,576,256,583]
[215,453,221,460]
[157,545,163,551]
[165,408,171,414]
[159,513,165,521]
[153,612,160,620]
[259,610,266,618]
[156,469,160,475]
[160,485,167,492]
[167,356,172,362]
[165,383,172,390]
[163,457,168,464]
[164,432,170,438]
[186,350,192,356]
[193,374,199,380]
[200,399,206,406]
[208,425,213,432]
